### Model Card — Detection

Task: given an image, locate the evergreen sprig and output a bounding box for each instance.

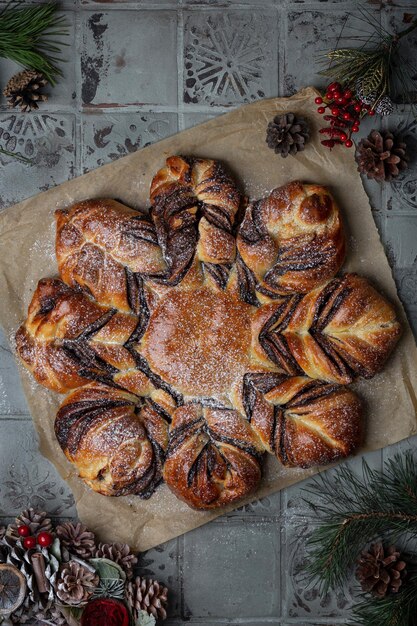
[0,1,68,84]
[318,8,417,106]
[303,450,417,595]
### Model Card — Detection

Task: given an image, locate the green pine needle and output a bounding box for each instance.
[0,146,32,163]
[302,451,417,596]
[0,1,68,85]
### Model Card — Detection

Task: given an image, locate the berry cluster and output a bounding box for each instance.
[17,523,53,550]
[315,82,374,149]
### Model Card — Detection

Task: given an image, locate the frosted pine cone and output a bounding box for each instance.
[94,542,138,579]
[56,561,98,605]
[125,576,168,621]
[11,508,52,537]
[56,522,96,559]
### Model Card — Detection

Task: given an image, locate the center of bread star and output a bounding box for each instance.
[140,287,254,398]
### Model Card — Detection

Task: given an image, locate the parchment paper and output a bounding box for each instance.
[1,87,416,551]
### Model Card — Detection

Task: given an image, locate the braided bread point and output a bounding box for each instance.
[150,156,241,289]
[56,199,167,313]
[237,181,346,300]
[252,273,402,384]
[15,278,153,394]
[241,373,363,468]
[163,403,263,509]
[55,383,169,497]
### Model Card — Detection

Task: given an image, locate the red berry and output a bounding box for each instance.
[321,139,336,148]
[325,92,334,101]
[331,107,339,116]
[18,525,31,537]
[339,132,348,141]
[37,531,53,548]
[343,89,353,99]
[333,91,342,100]
[336,97,345,105]
[328,82,341,92]
[23,536,37,550]
[345,139,353,148]
[351,126,360,133]
[368,109,375,116]
[342,112,351,120]
[353,103,362,113]
[317,107,325,114]
[315,96,323,104]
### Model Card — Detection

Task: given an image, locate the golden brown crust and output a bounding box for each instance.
[236,181,346,300]
[14,160,403,509]
[150,156,241,288]
[55,384,169,497]
[15,278,143,393]
[162,403,263,509]
[252,273,402,384]
[241,373,363,467]
[56,198,168,313]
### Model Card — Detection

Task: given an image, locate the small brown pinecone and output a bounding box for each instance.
[3,70,48,112]
[266,112,310,157]
[356,543,407,598]
[11,508,52,537]
[94,542,138,579]
[56,522,96,559]
[125,576,168,621]
[356,130,409,182]
[56,561,99,606]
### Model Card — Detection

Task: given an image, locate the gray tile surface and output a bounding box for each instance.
[0,1,416,624]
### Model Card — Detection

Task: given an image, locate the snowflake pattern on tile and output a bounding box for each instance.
[184,12,276,106]
[0,114,74,167]
[82,113,178,172]
[389,117,417,211]
[283,521,355,618]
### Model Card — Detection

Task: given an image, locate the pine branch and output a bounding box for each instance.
[0,1,68,85]
[317,10,417,107]
[302,450,417,595]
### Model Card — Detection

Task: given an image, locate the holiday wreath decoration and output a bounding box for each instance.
[0,509,168,625]
[14,155,402,511]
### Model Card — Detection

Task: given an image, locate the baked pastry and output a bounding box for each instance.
[236,181,346,302]
[251,273,402,384]
[238,373,362,467]
[15,156,402,510]
[55,383,169,497]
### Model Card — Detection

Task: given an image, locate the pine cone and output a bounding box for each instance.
[56,522,96,560]
[356,130,409,181]
[5,536,56,608]
[94,542,138,579]
[356,543,407,597]
[375,95,393,116]
[266,112,310,157]
[125,576,168,621]
[11,508,52,537]
[3,70,48,112]
[56,561,99,606]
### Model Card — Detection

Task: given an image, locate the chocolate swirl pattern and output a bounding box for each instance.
[15,156,402,510]
[251,273,402,384]
[236,181,346,302]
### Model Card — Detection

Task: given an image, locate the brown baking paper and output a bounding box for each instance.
[1,87,417,551]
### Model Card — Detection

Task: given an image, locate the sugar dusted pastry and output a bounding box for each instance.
[15,156,402,510]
